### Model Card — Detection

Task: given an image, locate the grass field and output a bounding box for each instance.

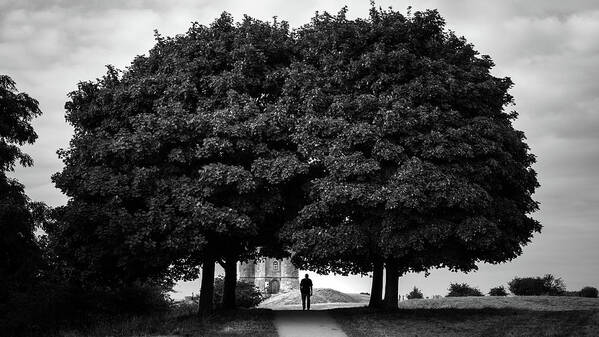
[59,306,278,337]
[332,296,599,337]
[397,295,599,311]
[57,296,599,336]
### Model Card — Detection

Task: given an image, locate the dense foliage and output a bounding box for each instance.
[1,4,548,335]
[489,285,508,296]
[0,75,45,335]
[446,283,484,297]
[213,276,264,308]
[0,75,42,293]
[51,13,302,310]
[406,286,424,299]
[0,75,42,171]
[508,274,566,296]
[1,76,172,336]
[51,4,540,312]
[579,286,598,298]
[283,6,539,308]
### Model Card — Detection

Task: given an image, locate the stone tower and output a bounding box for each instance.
[238,257,299,294]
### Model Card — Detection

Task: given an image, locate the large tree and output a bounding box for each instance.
[51,14,303,311]
[284,7,540,308]
[0,75,43,299]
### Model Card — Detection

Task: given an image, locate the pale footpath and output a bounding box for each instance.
[273,310,348,337]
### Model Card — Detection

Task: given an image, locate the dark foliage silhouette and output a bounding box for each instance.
[407,287,424,299]
[508,274,566,296]
[51,14,300,312]
[579,286,598,298]
[213,276,264,308]
[446,283,484,297]
[489,286,508,296]
[284,6,540,308]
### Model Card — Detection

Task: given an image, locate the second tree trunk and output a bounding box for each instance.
[222,256,237,309]
[383,261,399,309]
[199,257,215,314]
[369,260,384,308]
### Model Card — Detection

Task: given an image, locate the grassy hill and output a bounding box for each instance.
[259,288,369,308]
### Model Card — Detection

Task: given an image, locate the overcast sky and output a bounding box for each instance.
[2,0,598,299]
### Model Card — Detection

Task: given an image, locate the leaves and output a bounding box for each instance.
[0,75,43,292]
[50,7,540,287]
[284,7,540,275]
[52,14,300,287]
[0,75,42,171]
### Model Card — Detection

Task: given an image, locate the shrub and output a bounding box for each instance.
[93,282,172,314]
[489,286,508,296]
[446,283,484,297]
[406,287,424,299]
[213,276,263,308]
[580,286,598,298]
[508,274,566,296]
[0,280,171,337]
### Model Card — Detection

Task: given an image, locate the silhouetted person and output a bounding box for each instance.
[300,273,313,310]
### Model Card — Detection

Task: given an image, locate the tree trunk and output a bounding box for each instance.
[369,260,384,308]
[383,261,399,309]
[198,257,215,314]
[222,256,237,309]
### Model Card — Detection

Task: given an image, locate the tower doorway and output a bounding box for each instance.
[269,279,280,294]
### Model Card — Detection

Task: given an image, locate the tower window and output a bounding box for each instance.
[273,261,279,271]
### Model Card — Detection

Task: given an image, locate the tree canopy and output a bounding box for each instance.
[50,14,305,309]
[51,6,540,311]
[0,75,42,298]
[0,75,41,170]
[282,7,540,307]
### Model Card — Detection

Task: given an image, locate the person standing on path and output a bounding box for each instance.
[300,274,313,310]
